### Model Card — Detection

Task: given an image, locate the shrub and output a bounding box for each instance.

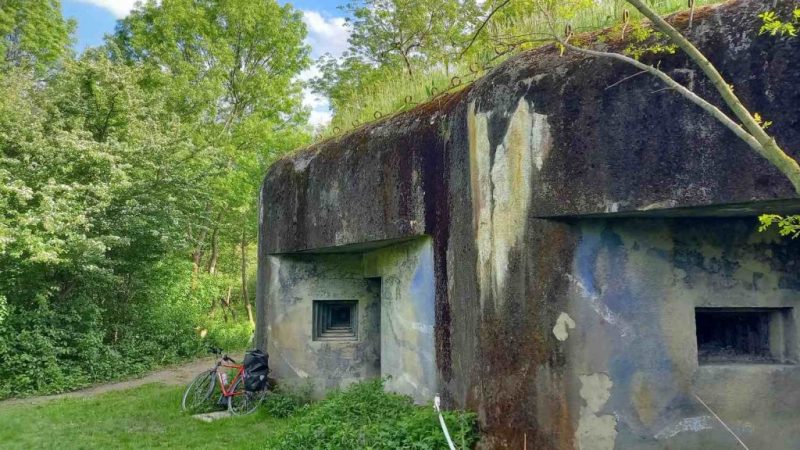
[203,320,253,352]
[0,257,252,399]
[265,379,478,449]
[262,382,314,418]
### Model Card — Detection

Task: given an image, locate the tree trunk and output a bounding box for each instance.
[221,286,235,321]
[245,300,255,327]
[207,225,219,274]
[241,229,254,326]
[189,225,207,290]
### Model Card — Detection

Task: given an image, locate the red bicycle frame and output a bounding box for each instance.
[216,360,246,398]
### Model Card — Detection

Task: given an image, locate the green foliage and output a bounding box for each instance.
[310,0,480,129]
[0,0,75,74]
[262,382,314,418]
[0,0,309,398]
[759,214,800,239]
[603,20,678,59]
[343,0,479,76]
[0,295,7,325]
[759,9,799,37]
[202,318,253,351]
[113,0,309,126]
[265,379,478,449]
[0,59,211,397]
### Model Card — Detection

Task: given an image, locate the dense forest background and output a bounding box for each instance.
[0,0,311,397]
[0,0,727,398]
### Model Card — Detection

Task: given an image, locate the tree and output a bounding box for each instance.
[0,0,314,397]
[0,58,212,396]
[112,0,309,129]
[343,0,478,77]
[111,0,311,320]
[312,0,483,119]
[0,0,74,74]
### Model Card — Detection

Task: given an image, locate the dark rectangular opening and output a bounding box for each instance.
[695,307,796,365]
[313,300,358,341]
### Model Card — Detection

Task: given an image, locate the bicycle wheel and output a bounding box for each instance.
[227,378,265,416]
[181,370,216,413]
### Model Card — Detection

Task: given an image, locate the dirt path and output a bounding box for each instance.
[0,356,218,407]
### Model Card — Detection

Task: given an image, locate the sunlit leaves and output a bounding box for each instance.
[759,214,800,239]
[0,0,75,74]
[753,112,773,130]
[758,9,799,37]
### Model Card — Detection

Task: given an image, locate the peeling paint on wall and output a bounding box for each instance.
[553,312,576,341]
[654,416,714,440]
[576,373,617,450]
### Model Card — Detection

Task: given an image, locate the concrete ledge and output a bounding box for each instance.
[192,411,232,422]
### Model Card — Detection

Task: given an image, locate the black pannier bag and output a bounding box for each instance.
[243,349,270,392]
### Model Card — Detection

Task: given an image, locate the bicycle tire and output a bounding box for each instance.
[227,377,265,416]
[181,370,216,413]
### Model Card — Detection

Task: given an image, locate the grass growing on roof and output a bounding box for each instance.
[321,0,723,139]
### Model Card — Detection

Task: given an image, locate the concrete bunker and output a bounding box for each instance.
[263,237,436,401]
[257,1,800,447]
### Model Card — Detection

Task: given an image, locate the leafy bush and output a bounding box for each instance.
[265,379,478,449]
[203,320,254,351]
[0,255,251,399]
[262,382,314,418]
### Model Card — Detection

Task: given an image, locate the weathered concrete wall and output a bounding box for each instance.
[262,238,437,402]
[564,218,800,449]
[264,253,380,396]
[257,0,800,447]
[364,238,437,401]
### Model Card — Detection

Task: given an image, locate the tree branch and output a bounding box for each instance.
[459,0,511,59]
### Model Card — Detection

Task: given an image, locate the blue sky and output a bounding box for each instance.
[62,0,351,125]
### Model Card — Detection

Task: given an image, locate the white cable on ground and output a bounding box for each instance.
[693,393,749,450]
[434,394,456,450]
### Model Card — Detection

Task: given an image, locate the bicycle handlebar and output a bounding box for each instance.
[209,346,238,364]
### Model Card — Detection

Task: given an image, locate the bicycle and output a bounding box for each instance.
[181,347,268,415]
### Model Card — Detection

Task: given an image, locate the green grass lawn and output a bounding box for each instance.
[0,380,478,449]
[0,384,287,449]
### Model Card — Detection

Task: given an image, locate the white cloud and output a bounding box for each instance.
[301,10,349,59]
[299,11,349,128]
[302,86,332,127]
[309,109,333,127]
[298,65,321,83]
[73,0,139,18]
[302,87,326,110]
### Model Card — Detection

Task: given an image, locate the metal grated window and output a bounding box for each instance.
[695,307,795,364]
[313,300,358,341]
